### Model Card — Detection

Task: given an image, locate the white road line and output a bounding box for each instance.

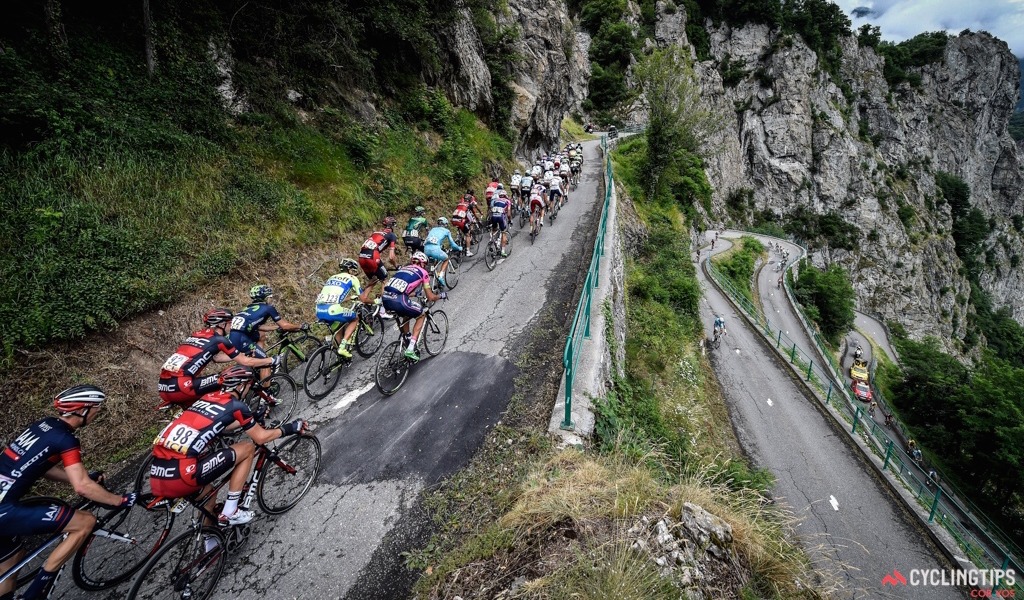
[767,398,774,407]
[830,495,840,511]
[334,381,376,410]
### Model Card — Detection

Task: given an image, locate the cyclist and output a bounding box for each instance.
[149,366,307,530]
[490,190,512,257]
[519,172,534,206]
[158,308,277,408]
[713,315,727,339]
[530,162,543,180]
[570,157,582,186]
[451,196,477,258]
[402,206,429,254]
[381,252,446,361]
[230,284,306,378]
[424,217,462,290]
[484,177,500,208]
[358,216,399,314]
[315,258,367,359]
[0,386,137,600]
[548,169,564,211]
[559,160,572,196]
[510,169,522,200]
[529,184,546,231]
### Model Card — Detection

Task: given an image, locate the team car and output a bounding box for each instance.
[851,380,873,402]
[850,358,869,382]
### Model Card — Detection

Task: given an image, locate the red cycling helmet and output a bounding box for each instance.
[203,308,233,327]
[382,216,397,230]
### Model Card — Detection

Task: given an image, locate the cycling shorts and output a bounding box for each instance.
[451,218,468,233]
[235,338,267,359]
[489,215,508,231]
[0,499,75,561]
[403,236,424,252]
[530,197,545,213]
[315,304,357,324]
[549,189,562,201]
[382,293,423,319]
[423,245,447,263]
[150,447,236,499]
[358,257,387,282]
[158,374,222,408]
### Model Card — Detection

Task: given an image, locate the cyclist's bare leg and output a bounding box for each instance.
[41,509,96,572]
[341,319,358,345]
[223,441,256,516]
[0,551,26,595]
[411,314,427,342]
[439,259,450,281]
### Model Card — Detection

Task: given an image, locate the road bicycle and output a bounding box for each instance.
[0,489,172,596]
[127,433,322,600]
[427,252,461,291]
[711,328,726,350]
[303,301,387,400]
[483,222,513,271]
[454,220,481,261]
[265,329,322,381]
[548,192,561,223]
[374,304,449,396]
[517,199,529,229]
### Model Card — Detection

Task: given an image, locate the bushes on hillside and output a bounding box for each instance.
[790,261,854,345]
[873,31,949,88]
[575,0,638,114]
[712,237,764,303]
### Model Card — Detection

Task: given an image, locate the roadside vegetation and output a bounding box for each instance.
[789,262,855,346]
[711,237,765,304]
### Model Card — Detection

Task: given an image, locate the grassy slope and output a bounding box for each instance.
[412,137,820,599]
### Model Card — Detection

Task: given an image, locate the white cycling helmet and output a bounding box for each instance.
[411,251,428,266]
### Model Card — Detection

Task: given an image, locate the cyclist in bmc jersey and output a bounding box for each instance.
[314,258,366,359]
[451,196,477,258]
[424,217,462,290]
[490,190,512,256]
[358,216,399,312]
[381,252,445,361]
[0,386,137,600]
[230,284,306,378]
[158,308,277,408]
[150,366,307,528]
[402,206,429,253]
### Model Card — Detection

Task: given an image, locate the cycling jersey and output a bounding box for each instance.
[531,165,542,179]
[549,177,562,192]
[490,197,511,231]
[150,391,255,498]
[532,183,546,196]
[158,329,240,407]
[315,273,361,324]
[485,182,499,201]
[520,175,534,191]
[544,160,554,171]
[382,265,430,318]
[424,226,461,263]
[559,165,570,177]
[359,230,397,261]
[452,201,471,230]
[228,302,281,350]
[0,417,82,505]
[510,174,522,189]
[543,171,554,186]
[160,330,239,379]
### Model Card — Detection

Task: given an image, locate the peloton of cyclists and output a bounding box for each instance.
[158,308,278,409]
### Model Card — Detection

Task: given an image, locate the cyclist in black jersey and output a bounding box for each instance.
[0,386,136,600]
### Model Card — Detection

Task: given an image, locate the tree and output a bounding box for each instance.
[634,46,724,198]
[42,0,70,65]
[142,0,157,76]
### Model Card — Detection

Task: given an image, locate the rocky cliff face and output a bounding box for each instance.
[654,9,1024,350]
[431,0,590,158]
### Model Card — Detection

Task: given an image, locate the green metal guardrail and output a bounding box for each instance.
[704,254,1023,594]
[561,127,642,429]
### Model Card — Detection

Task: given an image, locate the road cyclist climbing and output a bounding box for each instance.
[230,284,306,379]
[423,217,462,290]
[358,216,399,319]
[379,252,446,362]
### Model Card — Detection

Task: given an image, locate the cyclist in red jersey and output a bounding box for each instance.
[0,386,136,600]
[484,177,499,209]
[157,308,277,408]
[149,366,307,528]
[451,194,482,258]
[358,216,399,318]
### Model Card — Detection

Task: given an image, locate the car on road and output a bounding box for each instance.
[850,358,868,382]
[851,380,872,402]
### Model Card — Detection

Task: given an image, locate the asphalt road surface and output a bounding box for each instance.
[51,139,606,600]
[699,233,963,599]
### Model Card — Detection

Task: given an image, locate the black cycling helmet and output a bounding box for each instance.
[219,366,255,390]
[382,216,397,230]
[54,384,106,416]
[203,308,233,327]
[250,284,273,302]
[339,258,359,273]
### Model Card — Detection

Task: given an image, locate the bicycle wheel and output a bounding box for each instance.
[355,314,386,358]
[519,206,528,228]
[469,223,482,253]
[375,340,410,396]
[484,242,498,271]
[303,345,343,401]
[503,231,513,257]
[423,310,449,357]
[134,452,155,496]
[127,526,226,600]
[282,333,322,378]
[72,500,175,590]
[444,261,460,289]
[257,434,322,515]
[257,373,298,424]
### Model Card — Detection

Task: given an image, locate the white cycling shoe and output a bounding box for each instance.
[218,509,255,527]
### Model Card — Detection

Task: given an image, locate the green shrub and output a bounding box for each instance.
[876,31,949,89]
[790,260,855,345]
[712,237,764,302]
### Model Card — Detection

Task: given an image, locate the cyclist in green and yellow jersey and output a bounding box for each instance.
[314,258,367,359]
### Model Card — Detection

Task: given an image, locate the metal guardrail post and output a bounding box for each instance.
[826,381,832,403]
[776,329,782,347]
[883,439,893,469]
[805,361,813,381]
[789,343,797,362]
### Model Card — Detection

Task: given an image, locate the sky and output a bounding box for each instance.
[832,0,1024,57]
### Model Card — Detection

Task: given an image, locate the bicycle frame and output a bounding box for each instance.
[0,533,63,586]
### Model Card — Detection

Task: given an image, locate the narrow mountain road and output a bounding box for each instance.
[699,233,962,599]
[52,139,606,600]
